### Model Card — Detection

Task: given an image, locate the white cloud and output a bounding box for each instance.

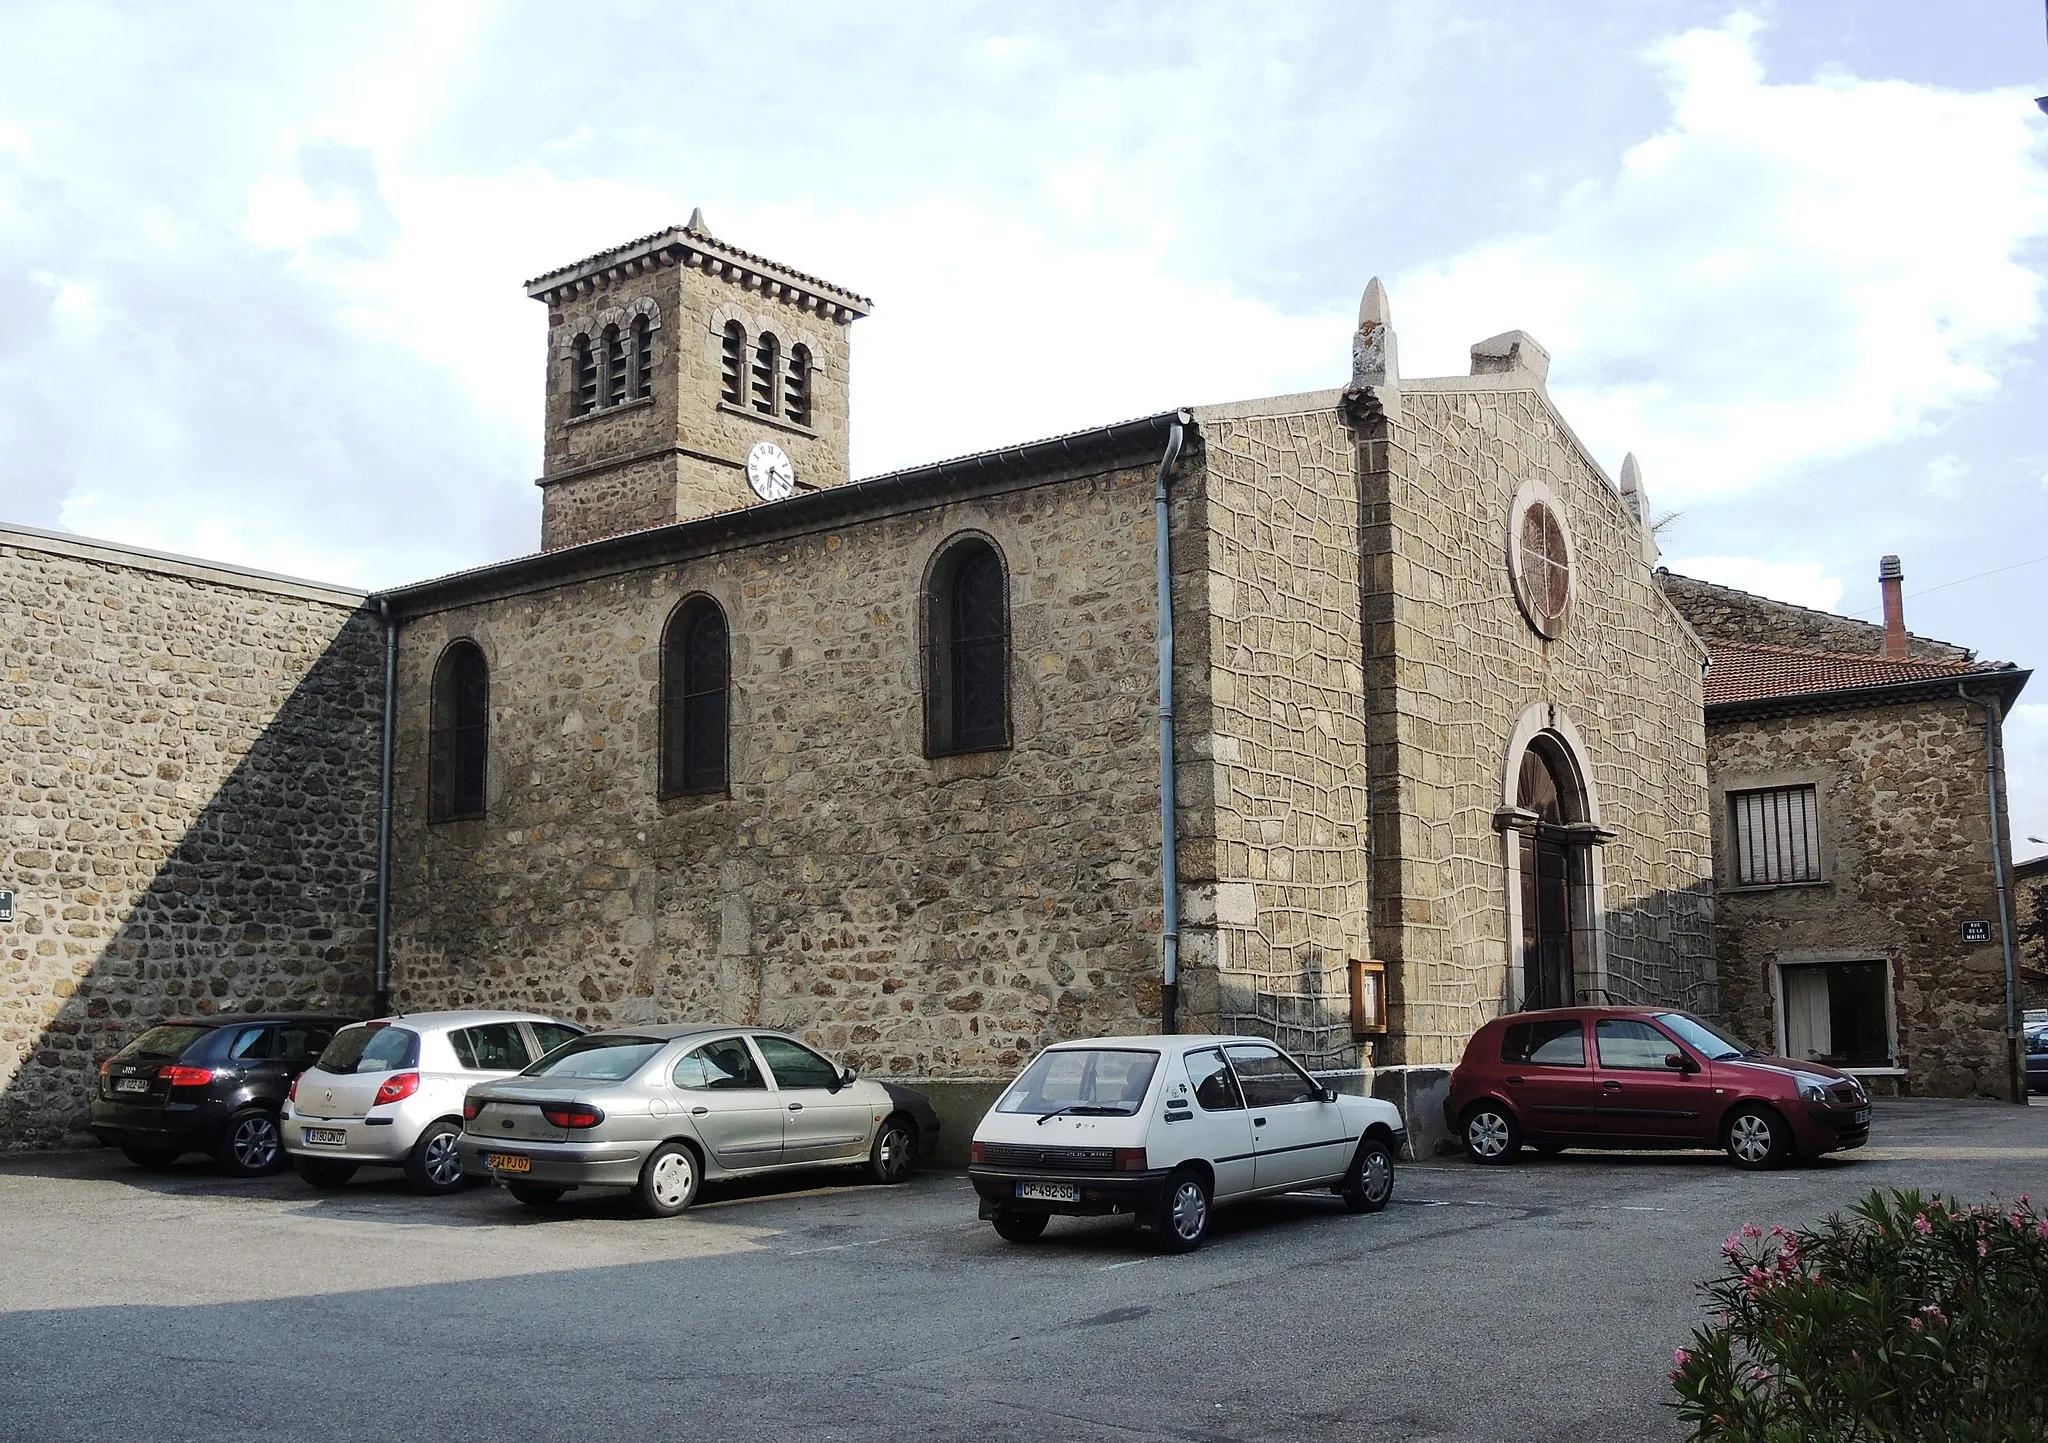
[1664,554,1844,612]
[1389,13,2048,507]
[1926,453,1969,501]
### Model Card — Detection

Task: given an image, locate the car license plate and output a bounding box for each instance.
[115,1078,148,1094]
[302,1128,347,1147]
[487,1153,532,1174]
[1016,1181,1078,1202]
[1852,1107,1871,1125]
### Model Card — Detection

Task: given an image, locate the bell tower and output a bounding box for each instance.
[524,211,870,551]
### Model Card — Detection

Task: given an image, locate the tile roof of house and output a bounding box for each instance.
[1704,638,2017,706]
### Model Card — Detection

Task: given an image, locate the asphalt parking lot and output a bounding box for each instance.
[3,1098,2045,1443]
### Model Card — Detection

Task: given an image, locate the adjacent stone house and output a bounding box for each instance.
[0,525,381,1148]
[1662,564,2032,1100]
[2015,854,2047,1015]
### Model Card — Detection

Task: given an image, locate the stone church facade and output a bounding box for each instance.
[2,221,1718,1148]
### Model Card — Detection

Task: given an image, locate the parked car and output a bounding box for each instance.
[1444,1007,1871,1170]
[2026,1025,2047,1096]
[458,1025,940,1216]
[967,1035,1406,1252]
[90,1014,353,1176]
[282,1010,585,1194]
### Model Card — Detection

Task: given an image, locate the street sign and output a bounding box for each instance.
[0,891,12,923]
[1961,920,1992,944]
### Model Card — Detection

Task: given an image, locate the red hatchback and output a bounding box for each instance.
[1444,1007,1870,1170]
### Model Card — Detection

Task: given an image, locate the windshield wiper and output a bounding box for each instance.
[1035,1103,1133,1126]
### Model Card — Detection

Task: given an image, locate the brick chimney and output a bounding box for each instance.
[1879,554,1907,659]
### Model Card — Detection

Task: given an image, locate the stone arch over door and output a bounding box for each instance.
[1496,702,1614,1012]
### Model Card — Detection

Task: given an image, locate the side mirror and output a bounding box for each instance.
[837,1065,857,1091]
[1664,1052,1696,1073]
[1320,1086,1340,1104]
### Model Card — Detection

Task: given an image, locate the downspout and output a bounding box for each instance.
[1154,413,1189,1034]
[1958,683,2022,1104]
[373,598,398,1017]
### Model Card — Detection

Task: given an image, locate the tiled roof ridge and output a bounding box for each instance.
[1658,568,1973,658]
[1706,637,2010,673]
[523,221,872,309]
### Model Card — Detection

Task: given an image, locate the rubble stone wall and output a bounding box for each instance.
[390,460,1190,1085]
[0,531,381,1148]
[1709,696,2014,1098]
[1660,572,1968,661]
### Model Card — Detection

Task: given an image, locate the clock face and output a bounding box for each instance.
[745,441,796,501]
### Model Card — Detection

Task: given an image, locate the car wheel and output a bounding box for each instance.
[1724,1105,1791,1171]
[404,1120,467,1195]
[1341,1136,1396,1214]
[1157,1168,1213,1253]
[634,1142,701,1218]
[1462,1103,1522,1164]
[121,1144,183,1171]
[868,1115,916,1185]
[507,1184,566,1208]
[293,1157,358,1189]
[991,1210,1048,1243]
[216,1108,286,1177]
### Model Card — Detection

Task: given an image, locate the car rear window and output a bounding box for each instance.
[525,1035,665,1082]
[116,1025,215,1061]
[316,1025,421,1075]
[996,1048,1159,1116]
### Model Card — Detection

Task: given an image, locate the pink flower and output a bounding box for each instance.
[1913,1214,1932,1236]
[1742,1224,1763,1239]
[1921,1303,1948,1327]
[1910,1317,1925,1333]
[2036,1218,2048,1239]
[1978,1240,1989,1258]
[1674,1348,1691,1368]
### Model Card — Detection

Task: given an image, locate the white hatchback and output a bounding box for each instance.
[969,1035,1406,1250]
[282,1010,584,1194]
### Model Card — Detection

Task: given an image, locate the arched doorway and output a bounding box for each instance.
[1516,747,1574,1010]
[1498,705,1613,1012]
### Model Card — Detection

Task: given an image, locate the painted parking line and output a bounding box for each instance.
[1396,1197,1666,1213]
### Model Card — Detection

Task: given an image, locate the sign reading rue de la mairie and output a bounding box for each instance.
[0,891,13,924]
[1960,920,1992,944]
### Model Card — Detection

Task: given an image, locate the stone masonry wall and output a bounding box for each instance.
[1364,383,1714,1066]
[1176,401,1370,1069]
[390,460,1188,1086]
[1709,697,2016,1098]
[0,533,382,1148]
[2016,859,2047,1013]
[1660,572,1969,661]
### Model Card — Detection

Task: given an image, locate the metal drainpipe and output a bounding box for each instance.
[373,598,398,1017]
[1958,683,2022,1104]
[1154,413,1189,1035]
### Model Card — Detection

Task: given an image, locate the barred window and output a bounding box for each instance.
[428,640,489,822]
[1732,785,1820,885]
[601,324,626,407]
[785,344,812,427]
[661,597,729,796]
[751,332,779,416]
[720,321,746,406]
[570,334,597,416]
[925,538,1009,756]
[629,315,653,400]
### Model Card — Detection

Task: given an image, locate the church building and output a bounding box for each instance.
[374,219,1716,1130]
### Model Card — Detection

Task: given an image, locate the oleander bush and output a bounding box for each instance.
[1670,1189,2048,1442]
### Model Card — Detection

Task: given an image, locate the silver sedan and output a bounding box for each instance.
[457,1025,939,1216]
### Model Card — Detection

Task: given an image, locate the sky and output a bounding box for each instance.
[1,0,2045,855]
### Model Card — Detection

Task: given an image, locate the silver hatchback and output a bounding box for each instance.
[457,1025,939,1216]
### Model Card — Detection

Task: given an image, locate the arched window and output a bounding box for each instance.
[925,538,1009,756]
[601,324,626,408]
[785,344,812,427]
[629,315,653,400]
[751,332,779,416]
[428,640,489,822]
[720,321,746,406]
[570,334,597,416]
[661,598,729,796]
[1515,741,1580,1010]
